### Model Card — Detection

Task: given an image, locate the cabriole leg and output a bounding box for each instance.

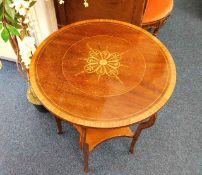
[130,113,157,154]
[55,117,63,134]
[153,26,160,36]
[81,127,89,173]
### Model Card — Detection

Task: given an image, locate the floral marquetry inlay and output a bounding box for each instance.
[84,49,123,82]
[62,35,146,97]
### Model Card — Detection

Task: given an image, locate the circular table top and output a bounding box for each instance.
[30,20,176,128]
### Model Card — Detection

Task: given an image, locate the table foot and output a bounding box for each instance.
[55,117,63,134]
[130,113,157,154]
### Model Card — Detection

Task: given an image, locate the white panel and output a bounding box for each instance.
[0,40,16,61]
[30,0,58,44]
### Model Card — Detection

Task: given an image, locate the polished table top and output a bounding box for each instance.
[30,20,176,128]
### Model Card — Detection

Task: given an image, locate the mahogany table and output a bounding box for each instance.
[30,19,176,173]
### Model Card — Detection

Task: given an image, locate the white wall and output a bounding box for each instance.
[30,0,58,44]
[0,40,16,61]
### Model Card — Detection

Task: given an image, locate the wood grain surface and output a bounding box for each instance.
[29,19,176,128]
[54,0,146,27]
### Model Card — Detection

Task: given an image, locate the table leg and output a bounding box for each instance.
[84,143,89,173]
[80,127,86,150]
[130,113,157,154]
[81,127,89,173]
[55,117,63,134]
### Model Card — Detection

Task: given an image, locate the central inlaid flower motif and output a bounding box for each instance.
[84,49,121,80]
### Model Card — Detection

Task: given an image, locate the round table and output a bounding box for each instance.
[30,19,176,173]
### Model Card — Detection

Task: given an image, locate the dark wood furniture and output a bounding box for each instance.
[53,0,146,27]
[30,20,176,173]
[53,0,174,35]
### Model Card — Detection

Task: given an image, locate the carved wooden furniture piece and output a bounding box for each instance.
[142,0,174,35]
[54,0,174,35]
[30,20,176,173]
[54,0,146,27]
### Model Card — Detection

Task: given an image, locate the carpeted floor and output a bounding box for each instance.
[0,0,202,174]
